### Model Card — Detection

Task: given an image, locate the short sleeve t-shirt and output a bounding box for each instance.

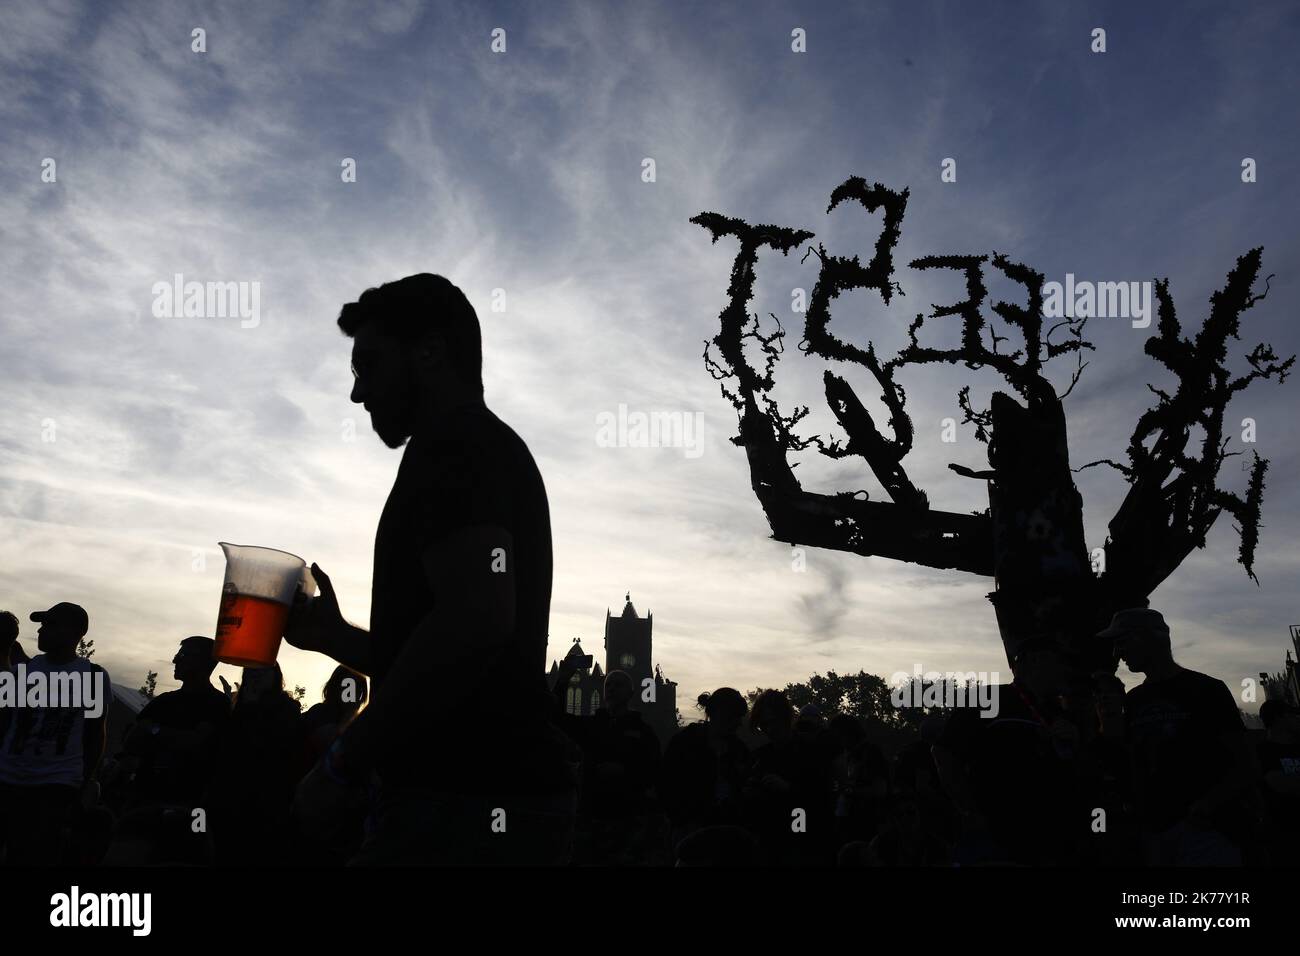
[368,402,554,787]
[0,654,109,788]
[1124,669,1245,829]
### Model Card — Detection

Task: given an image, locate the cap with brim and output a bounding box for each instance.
[1096,607,1169,641]
[30,602,89,638]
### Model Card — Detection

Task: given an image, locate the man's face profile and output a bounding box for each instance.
[350,323,420,449]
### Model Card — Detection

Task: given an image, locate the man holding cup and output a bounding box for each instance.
[286,274,576,864]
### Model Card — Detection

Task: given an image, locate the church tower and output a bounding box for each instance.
[604,593,653,689]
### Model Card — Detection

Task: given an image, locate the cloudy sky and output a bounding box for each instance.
[1,0,1296,714]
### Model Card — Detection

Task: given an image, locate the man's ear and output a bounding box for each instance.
[415,332,448,372]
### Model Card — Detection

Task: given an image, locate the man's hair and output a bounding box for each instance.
[180,635,218,674]
[337,274,483,392]
[749,688,793,734]
[0,611,17,642]
[701,687,747,721]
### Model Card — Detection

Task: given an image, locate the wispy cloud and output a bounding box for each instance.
[1,0,1296,708]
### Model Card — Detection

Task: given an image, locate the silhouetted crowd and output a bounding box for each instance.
[2,605,1299,867]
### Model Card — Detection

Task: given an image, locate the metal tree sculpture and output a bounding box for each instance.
[694,176,1292,671]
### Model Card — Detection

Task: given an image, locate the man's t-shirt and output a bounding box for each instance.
[368,402,556,790]
[132,685,231,804]
[1124,669,1245,831]
[0,654,108,788]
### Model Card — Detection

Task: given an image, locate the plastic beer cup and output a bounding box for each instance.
[213,543,317,667]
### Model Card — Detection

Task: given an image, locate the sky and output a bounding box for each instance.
[0,0,1297,716]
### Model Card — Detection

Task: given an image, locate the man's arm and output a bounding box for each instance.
[334,525,517,776]
[313,621,374,676]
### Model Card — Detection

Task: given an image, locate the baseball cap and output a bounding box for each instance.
[1096,607,1169,642]
[30,602,89,638]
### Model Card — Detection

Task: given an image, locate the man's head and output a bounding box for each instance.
[702,687,748,735]
[337,274,483,448]
[1098,608,1172,675]
[173,636,217,683]
[238,664,284,705]
[603,669,635,713]
[1259,699,1300,739]
[30,602,88,657]
[749,688,794,737]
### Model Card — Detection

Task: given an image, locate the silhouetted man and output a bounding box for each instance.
[287,274,573,864]
[1256,699,1300,863]
[0,603,108,866]
[1104,608,1255,865]
[106,636,230,864]
[123,636,230,804]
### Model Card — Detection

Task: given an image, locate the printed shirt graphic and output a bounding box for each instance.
[0,654,106,787]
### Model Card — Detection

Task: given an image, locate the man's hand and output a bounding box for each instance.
[284,563,346,654]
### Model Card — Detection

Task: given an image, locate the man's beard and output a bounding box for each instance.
[374,417,412,448]
[372,402,417,449]
[370,375,420,448]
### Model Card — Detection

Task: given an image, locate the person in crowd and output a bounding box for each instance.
[551,660,662,865]
[285,274,575,865]
[0,611,28,669]
[745,689,834,865]
[860,788,950,866]
[1255,699,1300,864]
[292,666,370,864]
[1105,608,1258,866]
[838,732,894,850]
[659,688,752,852]
[207,665,302,866]
[105,636,231,864]
[932,635,1087,865]
[0,603,108,866]
[300,665,369,767]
